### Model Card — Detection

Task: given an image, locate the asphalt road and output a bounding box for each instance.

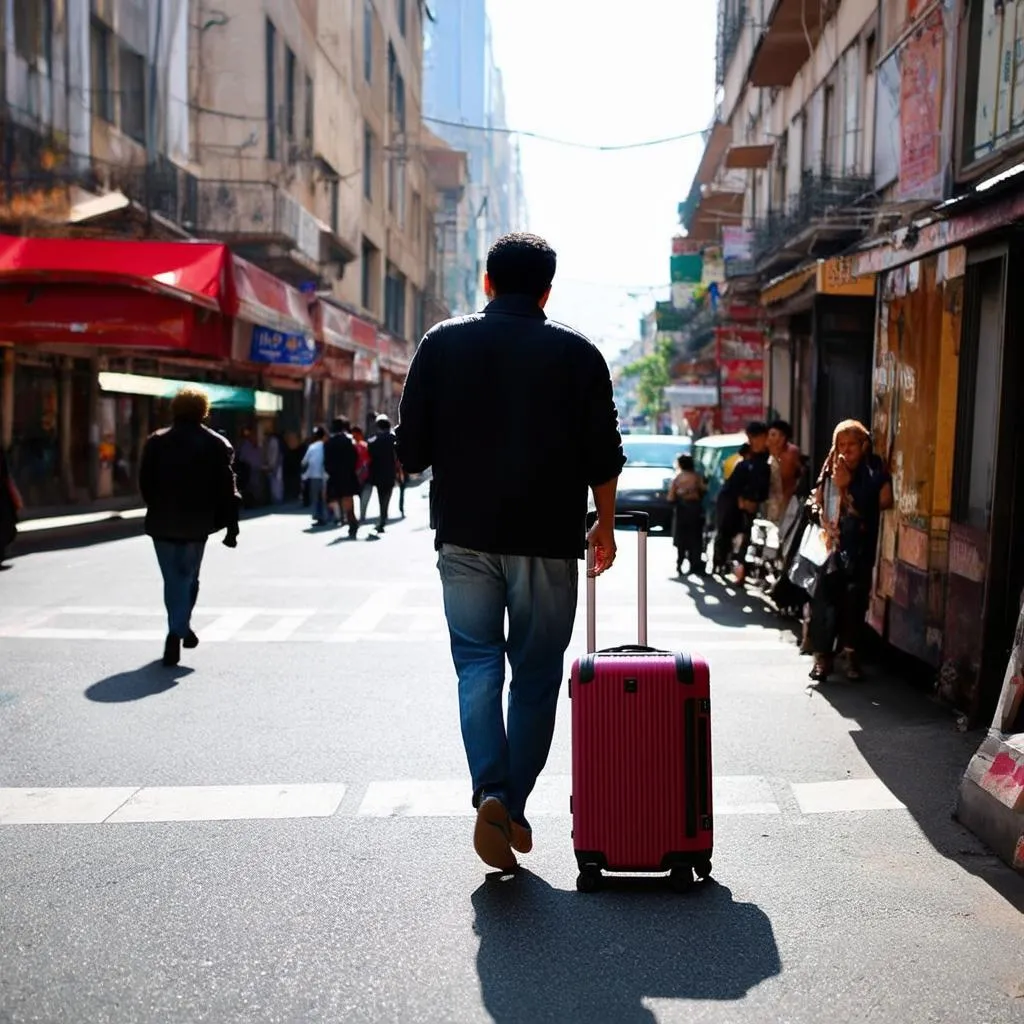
[2,486,1024,1024]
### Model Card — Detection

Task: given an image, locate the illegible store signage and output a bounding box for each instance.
[250,324,317,366]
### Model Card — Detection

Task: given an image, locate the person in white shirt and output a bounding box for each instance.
[301,426,327,525]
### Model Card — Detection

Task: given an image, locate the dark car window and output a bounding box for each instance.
[622,440,689,468]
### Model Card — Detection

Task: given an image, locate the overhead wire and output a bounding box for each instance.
[420,116,710,152]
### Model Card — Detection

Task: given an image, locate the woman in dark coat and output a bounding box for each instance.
[0,449,22,567]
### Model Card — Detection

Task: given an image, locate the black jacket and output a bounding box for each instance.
[140,420,241,542]
[396,294,625,559]
[323,431,359,496]
[367,431,398,487]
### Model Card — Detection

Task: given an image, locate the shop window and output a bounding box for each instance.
[304,73,314,150]
[364,0,373,84]
[362,236,380,313]
[363,125,375,202]
[266,19,277,159]
[14,0,52,67]
[90,17,114,122]
[285,47,297,140]
[384,261,407,337]
[119,44,147,144]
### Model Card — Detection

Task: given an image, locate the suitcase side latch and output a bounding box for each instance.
[624,678,638,694]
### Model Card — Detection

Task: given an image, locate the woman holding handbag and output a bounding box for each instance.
[0,448,23,568]
[805,420,893,682]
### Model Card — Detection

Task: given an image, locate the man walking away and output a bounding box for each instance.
[139,388,241,667]
[367,415,398,533]
[396,232,625,873]
[323,417,360,538]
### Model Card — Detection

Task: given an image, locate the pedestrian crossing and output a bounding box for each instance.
[0,775,906,825]
[0,599,794,649]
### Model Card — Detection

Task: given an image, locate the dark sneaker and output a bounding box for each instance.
[162,634,181,667]
[182,630,199,650]
[473,796,517,870]
[510,820,533,855]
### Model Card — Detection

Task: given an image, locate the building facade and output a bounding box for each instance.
[423,0,525,313]
[0,0,458,510]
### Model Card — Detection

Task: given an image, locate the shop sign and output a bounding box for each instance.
[818,257,876,297]
[853,190,1024,278]
[663,384,718,407]
[949,523,987,583]
[898,9,945,202]
[722,227,752,263]
[672,236,700,255]
[898,524,930,572]
[670,253,703,284]
[250,325,317,366]
[352,349,380,384]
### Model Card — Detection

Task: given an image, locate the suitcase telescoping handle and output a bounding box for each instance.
[586,510,648,653]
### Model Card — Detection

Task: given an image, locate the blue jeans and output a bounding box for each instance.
[153,540,206,638]
[307,477,326,522]
[438,544,578,826]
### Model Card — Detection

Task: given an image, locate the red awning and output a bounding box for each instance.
[229,256,314,337]
[0,235,233,355]
[0,235,229,310]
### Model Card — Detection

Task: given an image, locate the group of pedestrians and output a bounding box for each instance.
[664,414,893,685]
[301,415,404,537]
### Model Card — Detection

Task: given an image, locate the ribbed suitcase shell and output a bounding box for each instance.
[570,651,712,873]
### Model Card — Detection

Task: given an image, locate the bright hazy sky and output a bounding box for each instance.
[486,1,718,361]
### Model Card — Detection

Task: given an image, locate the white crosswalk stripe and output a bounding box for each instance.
[0,602,793,649]
[0,775,909,825]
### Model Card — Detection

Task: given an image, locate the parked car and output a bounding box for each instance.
[693,432,747,517]
[613,434,693,533]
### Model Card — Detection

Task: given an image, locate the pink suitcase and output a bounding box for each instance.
[570,511,713,892]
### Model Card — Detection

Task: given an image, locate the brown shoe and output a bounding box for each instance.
[510,820,533,855]
[473,796,518,871]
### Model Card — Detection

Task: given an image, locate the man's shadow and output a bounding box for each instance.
[85,662,193,703]
[472,870,780,1023]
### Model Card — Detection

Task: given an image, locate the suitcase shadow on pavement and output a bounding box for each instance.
[85,662,194,703]
[472,870,780,1022]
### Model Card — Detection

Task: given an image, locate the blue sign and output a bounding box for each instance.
[249,325,317,367]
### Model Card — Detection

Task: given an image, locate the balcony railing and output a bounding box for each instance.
[195,180,323,267]
[716,2,747,86]
[752,170,876,268]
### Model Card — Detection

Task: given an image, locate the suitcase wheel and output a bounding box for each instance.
[576,865,602,894]
[669,867,695,894]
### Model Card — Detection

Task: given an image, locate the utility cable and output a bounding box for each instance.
[421,116,710,151]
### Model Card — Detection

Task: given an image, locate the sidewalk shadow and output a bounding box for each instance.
[85,662,193,703]
[810,674,1024,912]
[473,871,780,1023]
[671,570,800,642]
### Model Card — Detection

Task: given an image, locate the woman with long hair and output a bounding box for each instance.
[807,420,893,682]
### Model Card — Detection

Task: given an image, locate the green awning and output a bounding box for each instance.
[98,372,282,412]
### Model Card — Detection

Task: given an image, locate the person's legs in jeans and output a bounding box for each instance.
[439,546,509,806]
[375,484,393,530]
[504,555,578,829]
[309,477,326,523]
[153,539,206,639]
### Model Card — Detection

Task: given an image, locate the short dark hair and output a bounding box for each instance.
[768,418,793,440]
[312,425,326,440]
[331,417,350,434]
[486,233,557,301]
[746,420,768,438]
[376,415,391,430]
[677,454,695,472]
